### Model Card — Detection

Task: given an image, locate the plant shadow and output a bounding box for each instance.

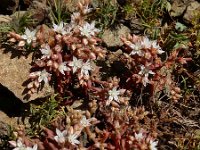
[1,43,31,59]
[0,84,28,117]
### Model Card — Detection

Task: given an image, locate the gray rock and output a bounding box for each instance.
[183,1,200,24]
[29,0,48,25]
[102,24,130,47]
[130,18,145,34]
[0,48,54,102]
[170,0,188,17]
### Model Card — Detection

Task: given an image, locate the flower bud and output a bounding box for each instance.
[15,34,22,40]
[172,96,178,100]
[55,34,62,42]
[82,38,88,45]
[85,110,91,118]
[30,88,37,93]
[78,2,83,10]
[79,79,84,85]
[54,44,62,52]
[89,52,96,60]
[76,44,82,49]
[71,44,76,50]
[124,53,130,58]
[111,101,120,108]
[66,116,71,124]
[76,49,81,56]
[114,120,120,129]
[170,90,176,95]
[120,89,126,94]
[88,102,93,107]
[174,87,181,93]
[77,113,82,119]
[27,82,33,89]
[34,81,40,88]
[88,38,96,44]
[124,41,132,46]
[18,41,26,47]
[48,37,55,47]
[47,60,53,66]
[18,131,24,136]
[91,45,95,50]
[8,38,16,43]
[52,54,59,60]
[53,62,59,69]
[28,90,32,95]
[175,93,182,98]
[98,52,104,58]
[74,124,80,132]
[144,52,151,59]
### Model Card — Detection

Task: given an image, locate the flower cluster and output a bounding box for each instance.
[9,139,38,150]
[134,130,158,150]
[121,35,164,87]
[9,99,159,150]
[120,34,190,101]
[6,0,193,149]
[54,128,80,146]
[8,0,106,97]
[53,115,96,146]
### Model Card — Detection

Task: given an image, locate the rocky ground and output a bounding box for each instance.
[0,0,200,149]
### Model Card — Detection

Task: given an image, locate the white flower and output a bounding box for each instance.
[53,21,67,35]
[54,128,68,144]
[107,87,121,105]
[149,140,158,150]
[26,144,38,150]
[80,116,93,127]
[40,44,52,59]
[138,65,155,77]
[151,41,165,54]
[134,132,144,141]
[80,60,92,76]
[142,37,164,54]
[68,56,83,73]
[9,139,26,150]
[21,28,36,44]
[58,62,70,75]
[68,133,80,146]
[38,69,51,84]
[79,21,100,38]
[141,37,152,49]
[129,42,144,56]
[138,65,155,86]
